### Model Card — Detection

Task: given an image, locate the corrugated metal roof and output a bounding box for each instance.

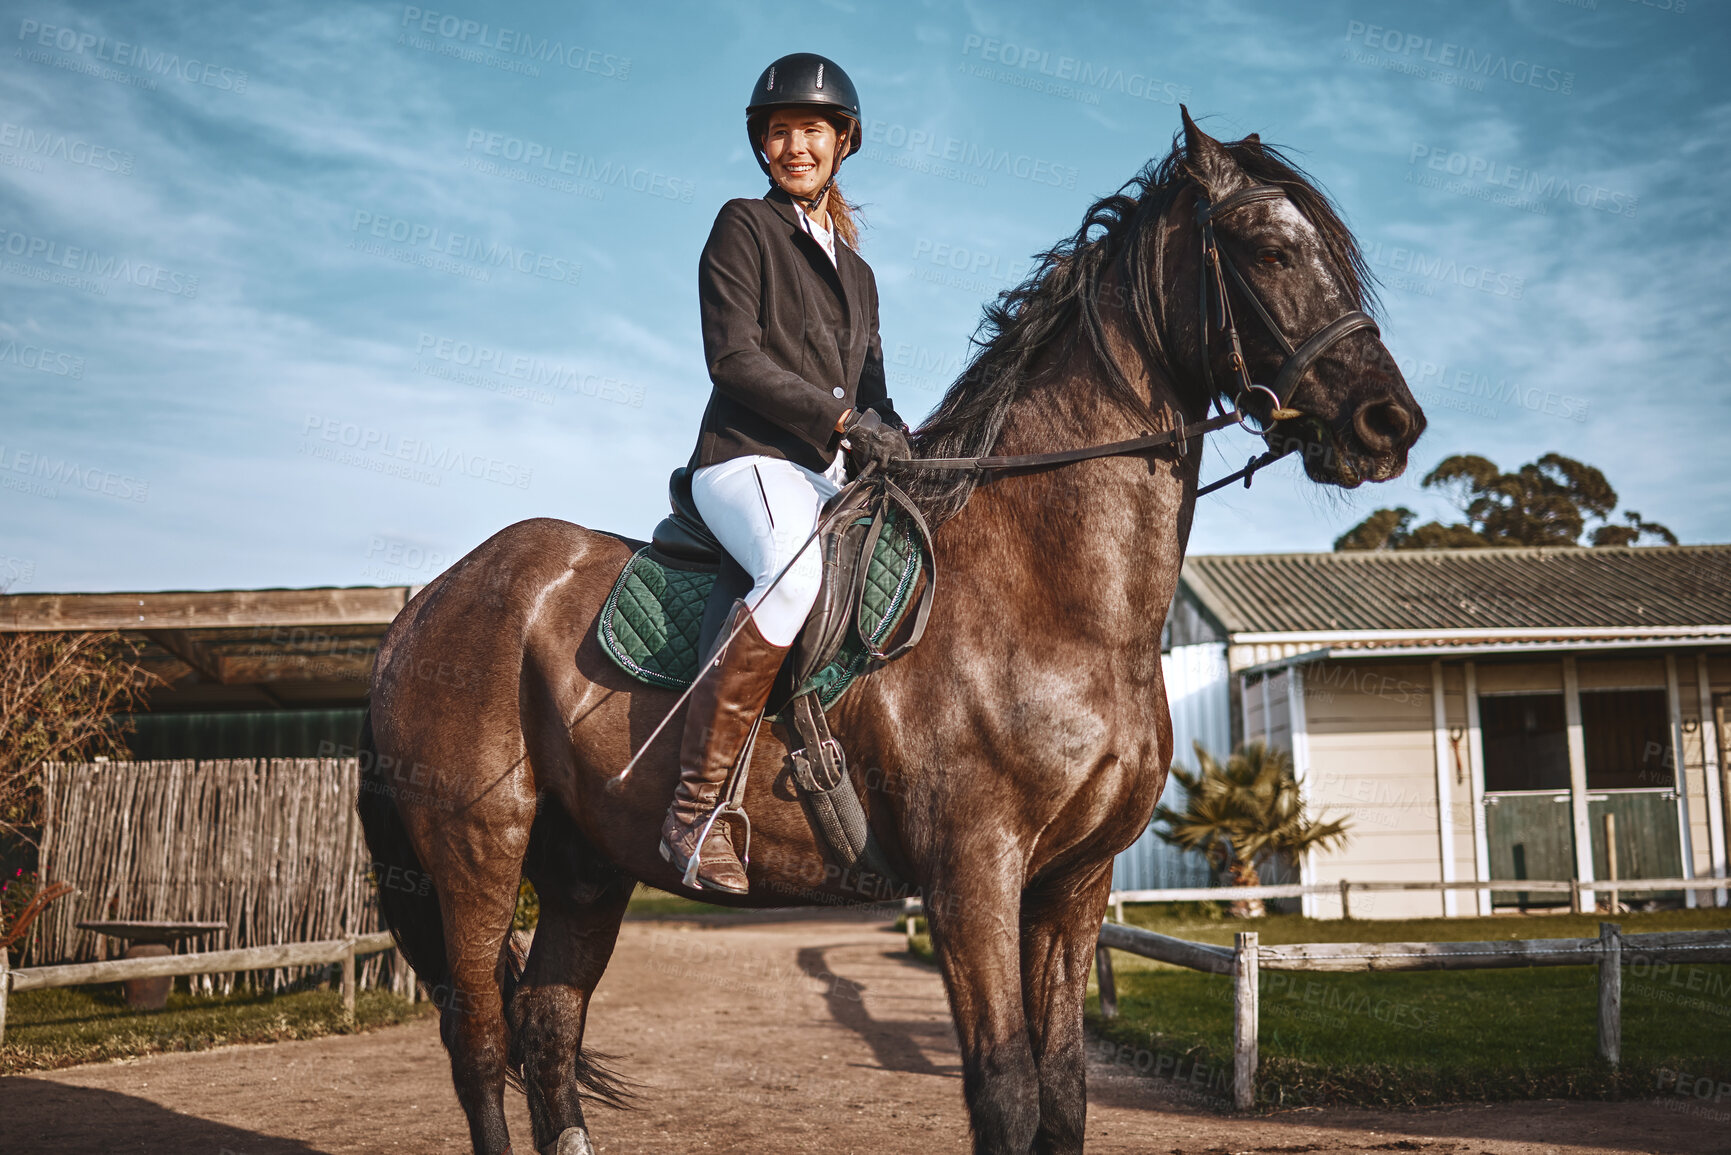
[1183,545,1731,635]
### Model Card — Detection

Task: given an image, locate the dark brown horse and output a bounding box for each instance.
[358,111,1424,1155]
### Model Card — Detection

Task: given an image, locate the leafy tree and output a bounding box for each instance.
[1153,741,1350,918]
[0,631,158,846]
[1335,453,1677,551]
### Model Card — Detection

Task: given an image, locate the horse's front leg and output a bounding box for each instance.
[1020,860,1115,1155]
[926,854,1040,1153]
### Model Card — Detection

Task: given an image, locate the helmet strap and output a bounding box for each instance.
[778,168,838,214]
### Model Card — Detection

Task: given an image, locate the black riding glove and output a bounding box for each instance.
[842,409,911,475]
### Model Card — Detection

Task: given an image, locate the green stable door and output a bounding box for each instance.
[1479,688,1683,908]
[1485,789,1683,907]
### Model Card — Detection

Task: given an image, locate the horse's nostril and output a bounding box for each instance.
[1353,400,1413,452]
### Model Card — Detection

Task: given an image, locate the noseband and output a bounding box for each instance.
[888,181,1382,496]
[1194,184,1379,435]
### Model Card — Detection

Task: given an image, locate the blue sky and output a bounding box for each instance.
[0,0,1725,594]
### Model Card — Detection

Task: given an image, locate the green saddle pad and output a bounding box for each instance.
[598,509,924,709]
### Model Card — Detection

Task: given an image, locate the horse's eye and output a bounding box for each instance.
[1258,248,1286,267]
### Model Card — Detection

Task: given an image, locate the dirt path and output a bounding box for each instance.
[0,911,1717,1154]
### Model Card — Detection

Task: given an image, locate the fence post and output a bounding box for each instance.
[0,945,9,1047]
[1603,813,1619,914]
[1233,931,1259,1110]
[1597,922,1621,1068]
[341,939,357,1018]
[1339,879,1352,921]
[1570,878,1583,915]
[1095,941,1118,1020]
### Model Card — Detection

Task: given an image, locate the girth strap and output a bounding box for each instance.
[853,476,937,662]
[787,691,903,884]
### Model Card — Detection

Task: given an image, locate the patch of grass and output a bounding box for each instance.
[1,981,433,1074]
[1091,906,1731,1108]
[623,883,737,919]
[899,915,935,963]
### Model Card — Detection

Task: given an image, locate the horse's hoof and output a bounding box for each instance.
[544,1128,594,1155]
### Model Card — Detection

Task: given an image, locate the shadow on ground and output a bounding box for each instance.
[795,942,962,1079]
[0,1077,331,1155]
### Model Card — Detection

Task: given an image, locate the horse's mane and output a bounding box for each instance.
[903,133,1378,524]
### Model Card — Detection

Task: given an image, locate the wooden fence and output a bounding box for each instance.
[904,876,1731,951]
[31,759,399,992]
[1105,876,1731,920]
[1093,920,1731,1109]
[0,931,396,1045]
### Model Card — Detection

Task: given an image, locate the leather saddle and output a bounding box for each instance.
[650,467,727,567]
[650,467,932,692]
[650,468,753,672]
[649,466,932,886]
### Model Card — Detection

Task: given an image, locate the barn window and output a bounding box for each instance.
[1480,693,1569,791]
[1581,689,1672,790]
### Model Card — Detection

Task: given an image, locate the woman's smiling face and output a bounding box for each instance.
[763,108,841,200]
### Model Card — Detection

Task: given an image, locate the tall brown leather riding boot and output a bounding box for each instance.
[660,600,787,894]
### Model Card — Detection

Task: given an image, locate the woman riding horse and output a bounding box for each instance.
[662,52,912,894]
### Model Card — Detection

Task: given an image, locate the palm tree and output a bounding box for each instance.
[1153,741,1351,917]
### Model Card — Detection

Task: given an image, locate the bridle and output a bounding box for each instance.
[888,180,1381,497]
[1193,184,1379,438]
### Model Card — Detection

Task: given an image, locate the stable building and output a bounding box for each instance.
[10,548,1731,921]
[0,585,417,758]
[1122,545,1731,917]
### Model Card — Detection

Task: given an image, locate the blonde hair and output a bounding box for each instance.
[825,183,859,251]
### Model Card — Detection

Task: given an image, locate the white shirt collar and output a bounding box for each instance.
[796,204,838,267]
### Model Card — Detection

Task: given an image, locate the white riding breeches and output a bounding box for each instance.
[690,453,846,647]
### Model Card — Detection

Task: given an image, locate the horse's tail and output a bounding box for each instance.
[354,706,450,991]
[355,706,635,1110]
[501,809,638,1111]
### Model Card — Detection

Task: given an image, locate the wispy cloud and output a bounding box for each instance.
[2,0,1725,592]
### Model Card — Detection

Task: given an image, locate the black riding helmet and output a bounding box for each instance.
[746,53,861,206]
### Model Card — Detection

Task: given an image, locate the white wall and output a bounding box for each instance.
[1299,660,1452,919]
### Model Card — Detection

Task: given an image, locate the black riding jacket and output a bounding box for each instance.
[688,186,903,474]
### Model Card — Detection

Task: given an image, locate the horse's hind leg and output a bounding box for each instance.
[513,822,633,1155]
[434,811,534,1155]
[1020,861,1115,1155]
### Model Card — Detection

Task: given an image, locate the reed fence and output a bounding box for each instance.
[29,758,405,994]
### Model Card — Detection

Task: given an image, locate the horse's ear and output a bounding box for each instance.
[1244,132,1262,150]
[1180,105,1246,201]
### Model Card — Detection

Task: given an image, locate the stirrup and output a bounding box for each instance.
[662,802,753,891]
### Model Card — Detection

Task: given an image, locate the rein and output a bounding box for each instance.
[887,181,1379,499]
